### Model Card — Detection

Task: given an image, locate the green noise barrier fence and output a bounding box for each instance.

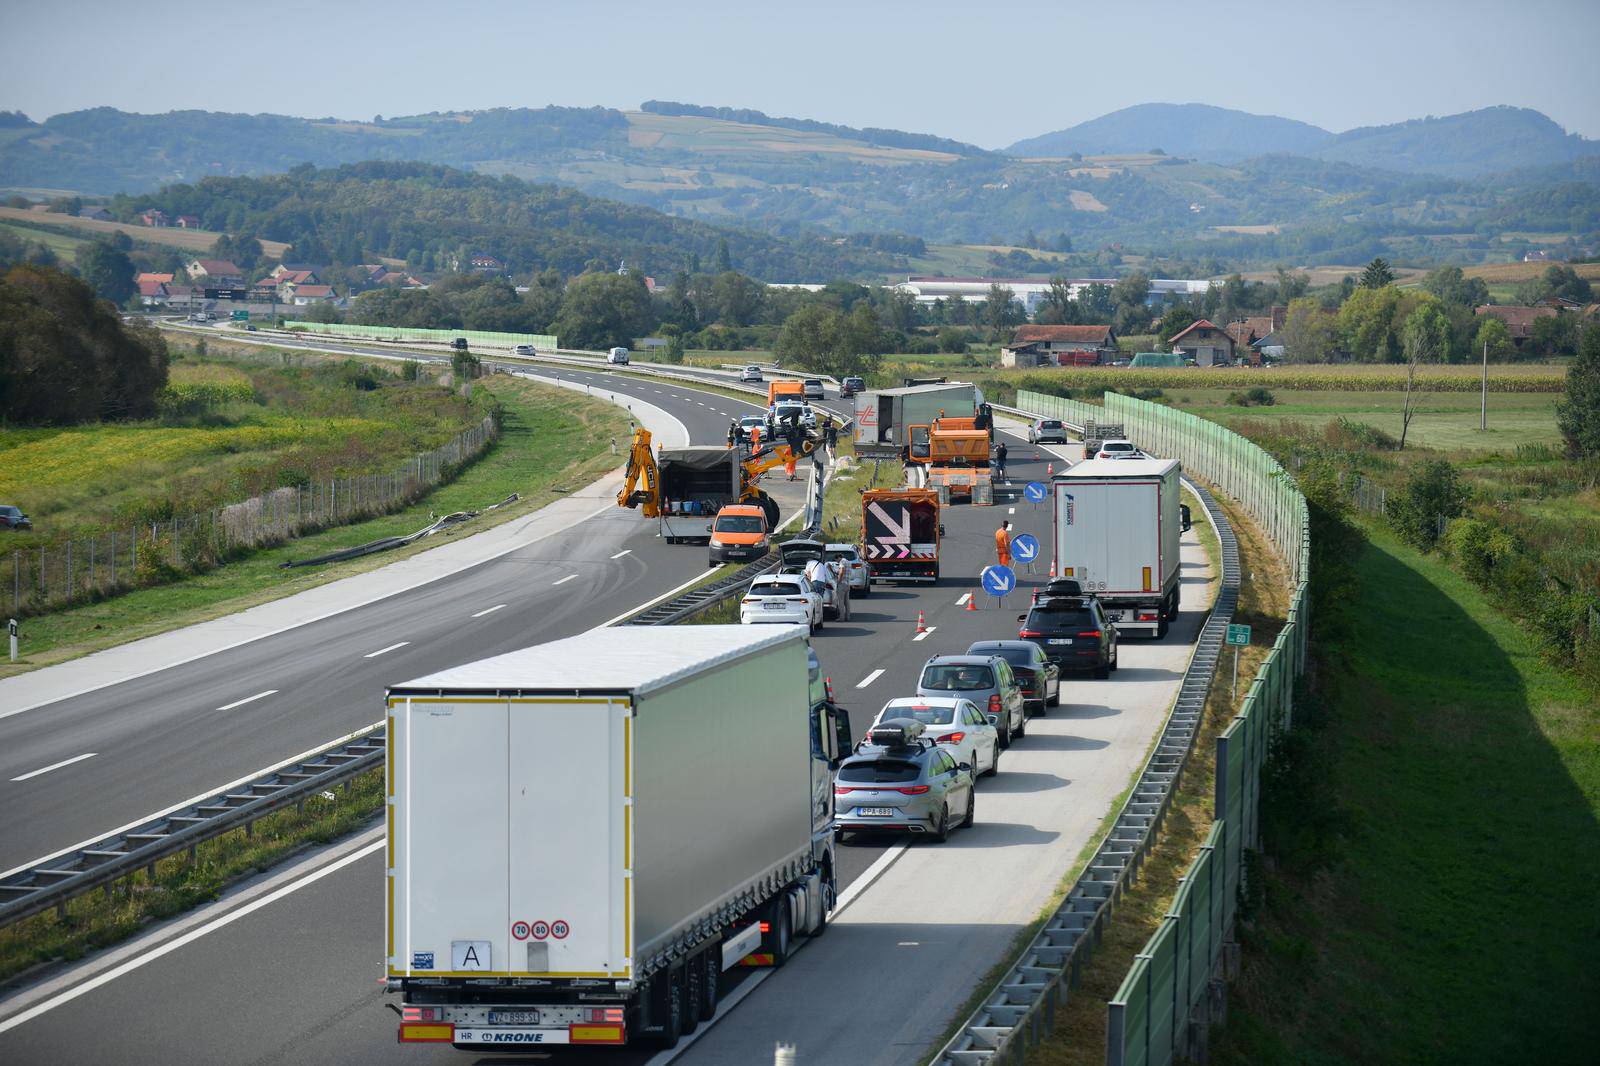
[285,322,557,349]
[1101,393,1310,1066]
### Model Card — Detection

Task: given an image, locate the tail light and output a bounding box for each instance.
[988,694,1002,715]
[787,597,808,603]
[1018,629,1042,638]
[584,1008,624,1023]
[896,785,930,795]
[1078,630,1102,639]
[937,732,966,745]
[1137,610,1158,621]
[835,785,855,794]
[402,1006,443,1022]
[824,677,835,701]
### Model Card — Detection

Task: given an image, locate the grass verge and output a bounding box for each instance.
[1210,525,1600,1065]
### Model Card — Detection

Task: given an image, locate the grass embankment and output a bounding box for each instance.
[1212,526,1600,1064]
[4,372,628,673]
[0,775,384,984]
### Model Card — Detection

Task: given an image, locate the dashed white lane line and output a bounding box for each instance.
[856,668,885,689]
[363,642,410,659]
[956,592,971,606]
[470,604,508,618]
[610,549,632,559]
[217,689,277,711]
[1008,507,1016,514]
[912,626,937,642]
[552,574,579,586]
[11,752,98,782]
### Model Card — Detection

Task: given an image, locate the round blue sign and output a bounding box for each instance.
[1023,481,1048,503]
[981,564,1016,597]
[1011,533,1040,562]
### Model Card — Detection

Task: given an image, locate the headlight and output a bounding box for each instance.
[709,537,724,548]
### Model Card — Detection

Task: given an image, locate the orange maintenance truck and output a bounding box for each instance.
[767,380,805,406]
[861,487,941,584]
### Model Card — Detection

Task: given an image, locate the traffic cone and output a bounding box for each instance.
[1046,462,1054,477]
[965,591,978,612]
[1049,559,1056,578]
[916,609,928,633]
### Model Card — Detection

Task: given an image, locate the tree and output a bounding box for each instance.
[1385,460,1467,549]
[1274,267,1311,305]
[211,232,263,271]
[980,284,1022,340]
[1076,282,1116,323]
[73,239,137,304]
[1035,277,1076,325]
[1111,271,1151,315]
[1542,264,1594,304]
[1337,285,1404,362]
[773,303,882,377]
[713,238,732,273]
[304,300,343,324]
[552,270,652,350]
[1530,312,1579,357]
[1397,304,1449,449]
[1556,325,1600,457]
[1155,304,1197,348]
[1420,265,1489,308]
[1359,256,1395,289]
[1279,297,1338,363]
[708,271,762,326]
[1474,316,1514,362]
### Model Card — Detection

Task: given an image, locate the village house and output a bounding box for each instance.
[1001,324,1120,367]
[140,209,169,227]
[1474,304,1557,345]
[78,205,112,221]
[175,215,202,229]
[289,284,336,306]
[186,258,244,285]
[1169,319,1237,366]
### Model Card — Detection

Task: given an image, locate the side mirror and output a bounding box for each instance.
[985,713,999,726]
[938,524,947,537]
[958,762,972,773]
[705,523,713,532]
[1017,614,1027,622]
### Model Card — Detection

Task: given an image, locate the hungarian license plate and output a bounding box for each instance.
[763,601,785,610]
[488,1011,541,1025]
[856,807,894,817]
[1049,638,1074,645]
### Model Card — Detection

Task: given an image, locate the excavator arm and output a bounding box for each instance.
[616,427,662,517]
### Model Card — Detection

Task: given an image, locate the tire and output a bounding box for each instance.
[681,958,703,1036]
[930,804,950,843]
[963,787,976,828]
[1111,644,1120,671]
[859,582,871,597]
[812,868,834,938]
[646,968,684,1049]
[997,721,1012,750]
[769,897,793,969]
[699,950,720,1022]
[983,744,1000,778]
[1047,687,1060,708]
[1014,710,1026,739]
[1095,658,1110,680]
[1156,615,1170,640]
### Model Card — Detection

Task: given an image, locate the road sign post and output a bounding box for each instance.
[1225,623,1251,700]
[1010,533,1040,575]
[980,564,1016,607]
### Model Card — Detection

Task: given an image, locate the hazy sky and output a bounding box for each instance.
[4,0,1598,146]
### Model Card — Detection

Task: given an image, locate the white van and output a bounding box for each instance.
[607,347,630,365]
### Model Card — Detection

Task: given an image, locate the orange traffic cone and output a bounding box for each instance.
[965,591,978,612]
[1049,559,1056,578]
[916,609,928,633]
[1046,462,1054,477]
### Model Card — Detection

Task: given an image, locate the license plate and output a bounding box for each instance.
[1105,611,1126,620]
[1049,638,1074,645]
[454,1027,569,1045]
[488,1011,541,1025]
[856,807,895,817]
[763,601,785,610]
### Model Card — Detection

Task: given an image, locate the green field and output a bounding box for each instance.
[0,219,89,257]
[1213,527,1600,1064]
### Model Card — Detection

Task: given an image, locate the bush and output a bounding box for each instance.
[1226,386,1276,407]
[449,350,481,381]
[1325,417,1398,451]
[1442,517,1516,587]
[1385,459,1469,550]
[937,327,970,354]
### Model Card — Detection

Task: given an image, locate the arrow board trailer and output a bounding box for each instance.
[386,625,846,1049]
[861,487,940,583]
[852,383,981,458]
[1052,457,1182,638]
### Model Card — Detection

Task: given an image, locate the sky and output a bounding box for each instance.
[3,0,1599,146]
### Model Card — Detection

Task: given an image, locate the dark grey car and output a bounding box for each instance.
[917,654,1027,748]
[834,719,976,842]
[0,505,30,531]
[966,640,1060,714]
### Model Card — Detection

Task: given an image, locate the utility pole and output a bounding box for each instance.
[1480,339,1488,431]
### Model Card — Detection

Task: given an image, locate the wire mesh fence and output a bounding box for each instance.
[6,414,497,618]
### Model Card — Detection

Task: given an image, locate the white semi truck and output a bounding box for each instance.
[386,625,851,1050]
[1052,457,1183,638]
[852,382,983,457]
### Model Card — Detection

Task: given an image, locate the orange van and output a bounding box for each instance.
[708,503,771,566]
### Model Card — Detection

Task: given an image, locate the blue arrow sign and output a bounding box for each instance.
[981,564,1016,597]
[1011,533,1040,562]
[1023,481,1048,503]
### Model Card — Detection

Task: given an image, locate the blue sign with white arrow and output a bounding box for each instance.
[1010,533,1040,562]
[1023,481,1048,503]
[981,564,1016,597]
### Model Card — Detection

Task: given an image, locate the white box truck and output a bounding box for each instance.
[386,625,850,1050]
[852,382,982,457]
[1052,457,1182,638]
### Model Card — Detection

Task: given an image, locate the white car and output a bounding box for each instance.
[771,402,818,431]
[511,343,535,356]
[1095,439,1144,460]
[739,573,824,631]
[872,697,1000,778]
[741,365,764,383]
[825,543,870,596]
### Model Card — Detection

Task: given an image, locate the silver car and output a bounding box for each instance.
[872,697,1000,778]
[834,719,976,842]
[824,543,870,596]
[1028,418,1069,445]
[917,655,1027,748]
[802,378,826,400]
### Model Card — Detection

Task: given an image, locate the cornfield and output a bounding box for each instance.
[994,364,1565,393]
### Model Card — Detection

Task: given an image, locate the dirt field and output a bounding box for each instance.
[0,207,290,258]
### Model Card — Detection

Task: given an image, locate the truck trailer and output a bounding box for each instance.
[861,487,941,583]
[387,625,850,1050]
[1051,457,1182,638]
[852,382,982,458]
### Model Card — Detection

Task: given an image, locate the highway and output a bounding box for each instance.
[0,348,1218,1065]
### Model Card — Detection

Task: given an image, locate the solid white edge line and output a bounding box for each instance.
[469,603,508,618]
[609,549,632,560]
[855,668,885,689]
[11,752,98,782]
[0,838,385,1035]
[362,642,409,659]
[216,689,277,712]
[552,574,578,586]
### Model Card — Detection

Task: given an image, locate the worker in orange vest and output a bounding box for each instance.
[995,520,1012,568]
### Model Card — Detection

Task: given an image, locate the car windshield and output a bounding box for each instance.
[1103,441,1135,452]
[825,549,857,562]
[921,664,995,691]
[748,581,798,597]
[838,760,920,783]
[715,515,764,533]
[970,644,1033,667]
[882,705,955,726]
[0,507,18,517]
[1039,421,1062,429]
[1027,606,1094,630]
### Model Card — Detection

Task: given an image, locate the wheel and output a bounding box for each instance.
[1047,686,1060,708]
[681,958,703,1036]
[814,611,824,631]
[1014,710,1026,738]
[963,787,976,828]
[1095,659,1110,680]
[1156,615,1170,640]
[699,950,720,1021]
[997,721,1011,750]
[929,804,950,843]
[646,968,684,1049]
[812,868,834,938]
[983,744,1000,778]
[1110,645,1120,671]
[1165,591,1180,622]
[769,897,793,969]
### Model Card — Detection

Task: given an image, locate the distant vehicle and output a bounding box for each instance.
[834,718,976,842]
[872,697,1000,779]
[1095,439,1143,460]
[449,337,469,351]
[739,573,823,631]
[608,347,630,365]
[511,343,535,356]
[767,380,805,406]
[1028,419,1069,445]
[917,654,1026,748]
[771,401,818,431]
[802,378,825,400]
[840,376,864,397]
[707,504,770,566]
[966,640,1060,715]
[823,543,870,596]
[0,505,31,531]
[741,365,764,383]
[736,415,767,441]
[1017,594,1118,678]
[188,312,212,322]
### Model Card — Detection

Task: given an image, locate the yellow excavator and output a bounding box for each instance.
[618,425,818,539]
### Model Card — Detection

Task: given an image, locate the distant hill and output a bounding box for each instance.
[1313,106,1599,178]
[638,101,988,157]
[1007,103,1332,162]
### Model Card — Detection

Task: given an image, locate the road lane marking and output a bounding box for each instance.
[913,626,936,642]
[1008,507,1016,514]
[956,592,971,605]
[552,574,579,586]
[0,836,385,1036]
[216,690,277,711]
[470,604,507,618]
[610,549,632,559]
[856,669,885,689]
[362,642,410,659]
[11,752,97,782]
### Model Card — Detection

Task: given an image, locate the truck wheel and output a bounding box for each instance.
[769,898,793,969]
[699,950,720,1021]
[1157,615,1170,640]
[646,969,683,1049]
[681,960,702,1037]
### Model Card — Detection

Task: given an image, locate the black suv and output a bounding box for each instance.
[1018,595,1118,679]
